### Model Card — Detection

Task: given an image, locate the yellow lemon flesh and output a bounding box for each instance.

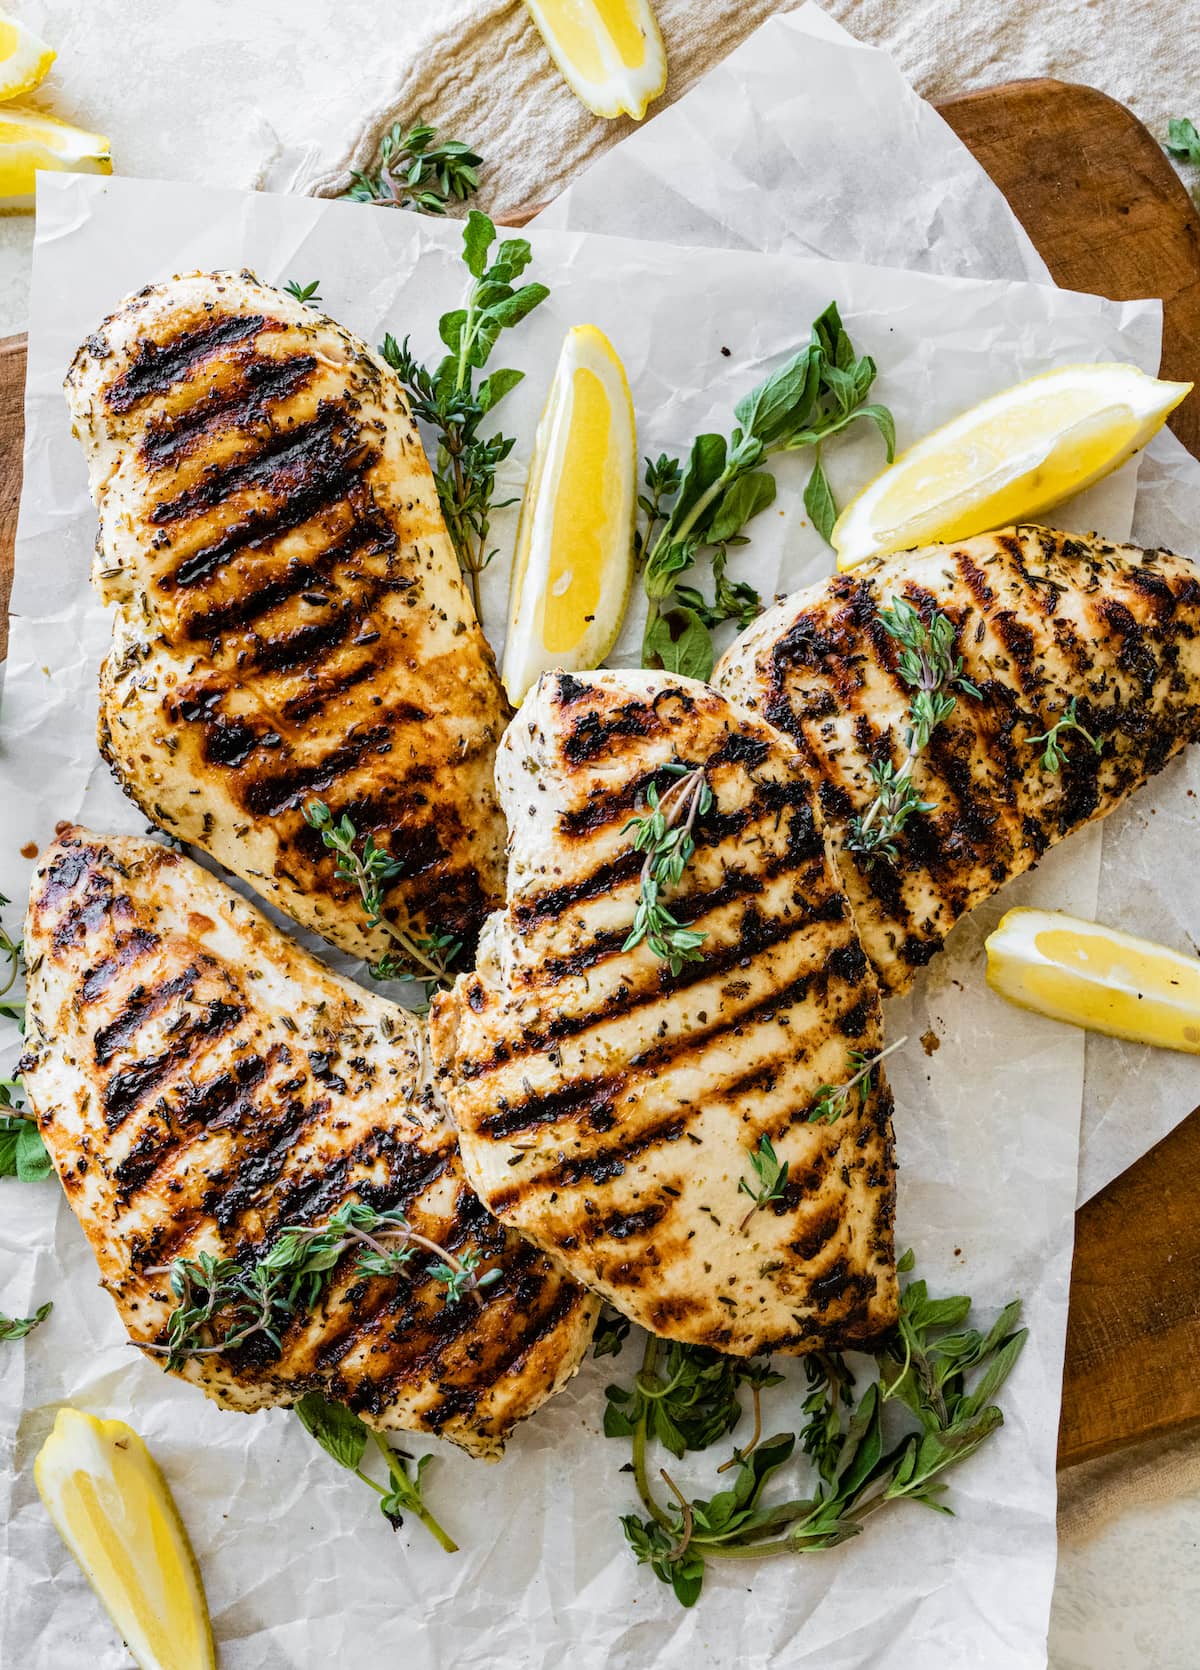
[0,104,111,213]
[833,363,1192,570]
[34,1408,216,1670]
[521,0,667,120]
[0,8,54,103]
[502,323,636,706]
[985,907,1200,1053]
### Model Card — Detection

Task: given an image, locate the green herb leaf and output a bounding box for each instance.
[803,453,837,544]
[343,121,483,214]
[1166,118,1200,165]
[0,1300,51,1342]
[295,1392,368,1471]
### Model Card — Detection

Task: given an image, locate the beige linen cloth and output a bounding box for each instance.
[300,0,1200,1549]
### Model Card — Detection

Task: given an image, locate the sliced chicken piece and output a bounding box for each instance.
[716,526,1200,994]
[65,271,507,964]
[20,828,597,1459]
[430,671,897,1357]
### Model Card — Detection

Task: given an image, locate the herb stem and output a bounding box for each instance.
[371,1431,459,1553]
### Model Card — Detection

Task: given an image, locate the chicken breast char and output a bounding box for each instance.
[20,829,598,1459]
[430,671,898,1358]
[717,526,1200,994]
[65,271,507,963]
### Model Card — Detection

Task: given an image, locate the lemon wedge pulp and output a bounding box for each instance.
[502,323,636,706]
[0,7,55,102]
[833,363,1192,570]
[35,1409,216,1670]
[985,907,1200,1053]
[522,0,667,120]
[0,104,111,213]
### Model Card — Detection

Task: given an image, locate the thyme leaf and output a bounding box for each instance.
[846,599,980,867]
[621,764,713,974]
[0,1301,52,1343]
[806,1037,907,1126]
[303,800,461,1005]
[283,278,323,306]
[343,120,483,215]
[737,1136,789,1230]
[1027,697,1102,773]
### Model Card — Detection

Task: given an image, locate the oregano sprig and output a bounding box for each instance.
[380,210,549,615]
[611,1252,1027,1608]
[295,1391,458,1552]
[621,764,713,975]
[637,303,895,681]
[343,121,483,215]
[847,599,980,867]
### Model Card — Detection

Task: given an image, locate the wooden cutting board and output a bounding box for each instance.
[2,79,1199,1469]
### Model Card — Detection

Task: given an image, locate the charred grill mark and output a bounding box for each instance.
[106,314,271,413]
[180,516,399,641]
[166,420,381,590]
[585,1202,666,1243]
[481,1072,621,1140]
[140,353,319,469]
[101,999,243,1129]
[490,1115,688,1207]
[152,408,366,526]
[79,928,162,1003]
[94,967,199,1065]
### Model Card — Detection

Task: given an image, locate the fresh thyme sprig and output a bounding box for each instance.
[142,1201,501,1371]
[1027,697,1102,773]
[380,210,549,616]
[295,1391,458,1552]
[846,599,980,867]
[637,303,895,680]
[303,801,461,1001]
[283,278,323,306]
[0,893,20,1002]
[807,1037,907,1126]
[0,1302,52,1343]
[612,1251,1027,1608]
[343,121,483,214]
[737,1136,789,1230]
[621,764,713,975]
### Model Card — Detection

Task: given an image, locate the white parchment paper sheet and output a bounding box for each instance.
[0,169,1161,1669]
[539,1,1200,1202]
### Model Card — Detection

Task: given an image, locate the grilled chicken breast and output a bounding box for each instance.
[430,671,897,1357]
[65,272,507,963]
[717,526,1200,994]
[20,828,597,1458]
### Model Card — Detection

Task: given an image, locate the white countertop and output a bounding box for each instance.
[4,3,1199,1665]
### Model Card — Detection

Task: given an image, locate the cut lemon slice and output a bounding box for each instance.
[502,323,636,706]
[0,105,111,214]
[833,363,1192,570]
[35,1409,216,1670]
[522,0,667,121]
[0,7,54,102]
[985,907,1200,1053]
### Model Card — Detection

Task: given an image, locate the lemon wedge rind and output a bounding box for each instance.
[0,104,111,214]
[522,0,667,121]
[35,1408,216,1670]
[502,322,636,707]
[833,363,1193,571]
[0,7,55,103]
[985,906,1200,1054]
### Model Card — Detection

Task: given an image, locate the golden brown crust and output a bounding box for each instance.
[20,827,597,1457]
[717,527,1200,992]
[431,671,898,1357]
[67,271,508,962]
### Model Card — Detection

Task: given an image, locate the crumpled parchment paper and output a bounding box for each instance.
[0,68,1172,1670]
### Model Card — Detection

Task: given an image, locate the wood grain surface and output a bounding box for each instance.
[2,79,1200,1468]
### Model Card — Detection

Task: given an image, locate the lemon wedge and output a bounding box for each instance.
[832,363,1192,570]
[0,104,111,213]
[985,907,1200,1053]
[35,1408,216,1670]
[521,0,667,121]
[0,7,54,103]
[502,323,636,705]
